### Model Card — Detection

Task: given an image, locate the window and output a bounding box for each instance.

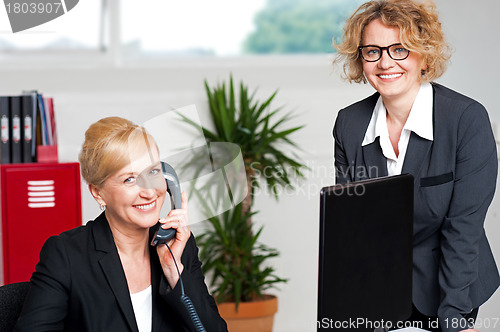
[121,0,266,57]
[242,0,365,54]
[121,0,365,57]
[0,0,365,62]
[0,0,105,52]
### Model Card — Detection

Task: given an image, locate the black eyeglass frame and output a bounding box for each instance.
[358,43,410,62]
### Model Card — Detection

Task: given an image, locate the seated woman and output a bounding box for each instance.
[15,117,228,331]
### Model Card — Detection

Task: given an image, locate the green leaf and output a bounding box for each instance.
[185,74,308,304]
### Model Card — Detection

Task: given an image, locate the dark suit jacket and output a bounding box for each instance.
[333,83,500,332]
[14,212,227,332]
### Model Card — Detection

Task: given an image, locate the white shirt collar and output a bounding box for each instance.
[362,82,434,147]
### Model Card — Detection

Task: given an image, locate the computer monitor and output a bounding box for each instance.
[318,174,414,331]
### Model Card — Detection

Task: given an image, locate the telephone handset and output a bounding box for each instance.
[150,162,181,246]
[150,162,207,331]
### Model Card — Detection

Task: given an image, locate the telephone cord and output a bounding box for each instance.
[164,243,207,332]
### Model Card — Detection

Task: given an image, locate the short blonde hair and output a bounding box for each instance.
[334,0,451,83]
[79,117,157,187]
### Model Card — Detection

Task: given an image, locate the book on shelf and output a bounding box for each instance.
[0,96,10,163]
[0,91,58,164]
[10,96,22,164]
[22,93,36,163]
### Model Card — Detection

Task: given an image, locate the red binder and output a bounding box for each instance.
[1,162,82,284]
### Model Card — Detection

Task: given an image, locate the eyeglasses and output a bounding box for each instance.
[358,43,410,62]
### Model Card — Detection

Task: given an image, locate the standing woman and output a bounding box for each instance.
[15,117,227,331]
[333,1,499,331]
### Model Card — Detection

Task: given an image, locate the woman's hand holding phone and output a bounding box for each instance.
[156,191,191,289]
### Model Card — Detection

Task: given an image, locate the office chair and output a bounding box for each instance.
[0,282,30,332]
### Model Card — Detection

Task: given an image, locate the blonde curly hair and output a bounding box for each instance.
[334,0,451,83]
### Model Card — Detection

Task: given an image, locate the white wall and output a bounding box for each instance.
[0,0,499,331]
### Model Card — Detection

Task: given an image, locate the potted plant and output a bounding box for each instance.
[182,75,306,331]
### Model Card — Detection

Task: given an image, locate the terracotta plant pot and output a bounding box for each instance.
[217,295,278,332]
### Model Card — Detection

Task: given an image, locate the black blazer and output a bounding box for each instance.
[14,212,227,332]
[333,83,500,332]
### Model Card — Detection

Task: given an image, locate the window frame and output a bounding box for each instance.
[0,0,339,70]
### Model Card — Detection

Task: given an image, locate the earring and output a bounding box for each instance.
[100,204,106,211]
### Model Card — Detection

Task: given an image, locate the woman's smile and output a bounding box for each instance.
[133,200,157,211]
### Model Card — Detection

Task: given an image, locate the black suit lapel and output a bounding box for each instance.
[99,254,138,332]
[401,132,432,179]
[362,138,388,179]
[150,248,164,332]
[401,83,435,180]
[352,92,388,180]
[93,213,139,332]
